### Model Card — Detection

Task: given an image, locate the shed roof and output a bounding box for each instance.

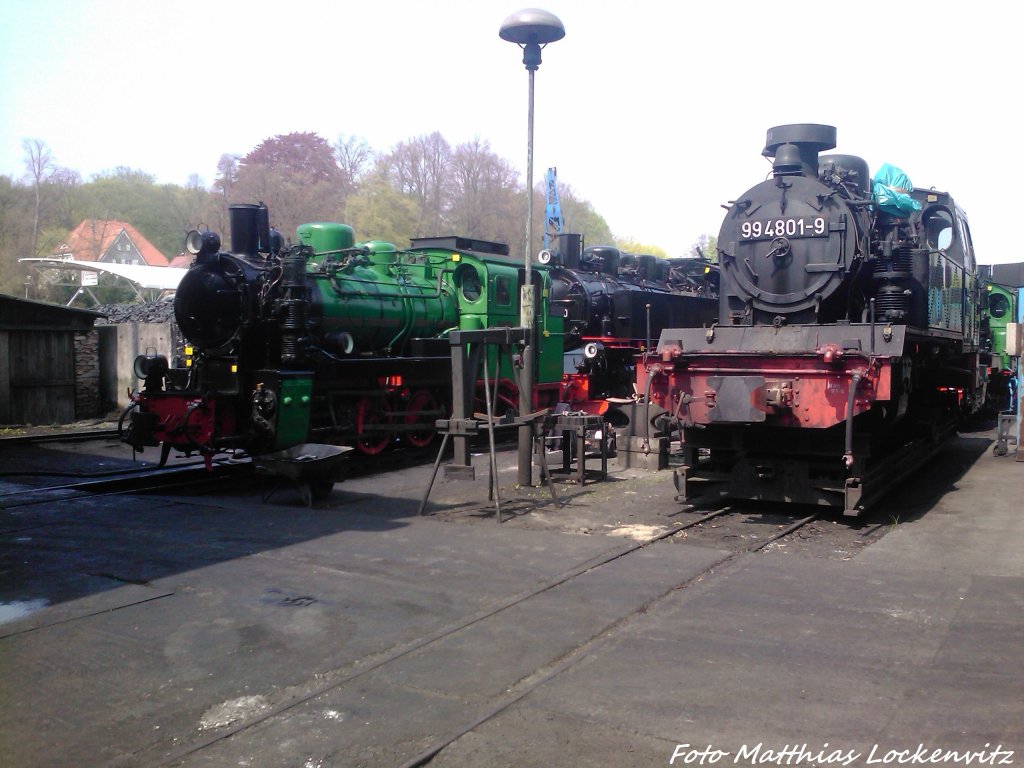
[0,293,104,331]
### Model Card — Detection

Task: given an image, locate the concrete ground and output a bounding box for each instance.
[0,424,1021,768]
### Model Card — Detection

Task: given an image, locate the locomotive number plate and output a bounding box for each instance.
[739,217,827,240]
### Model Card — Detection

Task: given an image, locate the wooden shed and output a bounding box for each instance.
[0,294,104,425]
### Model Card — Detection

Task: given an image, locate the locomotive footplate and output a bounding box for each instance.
[656,322,908,359]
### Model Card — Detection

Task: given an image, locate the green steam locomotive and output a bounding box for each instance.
[122,203,718,470]
[981,279,1019,412]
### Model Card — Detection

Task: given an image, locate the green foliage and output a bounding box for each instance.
[0,175,34,294]
[0,130,675,303]
[36,224,71,257]
[689,234,718,263]
[241,132,340,183]
[231,132,346,241]
[345,172,419,246]
[77,174,194,257]
[557,187,614,248]
[31,268,137,306]
[446,138,522,247]
[615,238,667,258]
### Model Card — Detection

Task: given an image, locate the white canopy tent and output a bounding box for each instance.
[19,257,188,306]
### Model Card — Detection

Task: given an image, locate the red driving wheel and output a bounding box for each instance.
[405,389,439,449]
[354,396,392,455]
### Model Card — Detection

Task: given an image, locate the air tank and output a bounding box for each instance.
[820,154,871,197]
[296,222,356,257]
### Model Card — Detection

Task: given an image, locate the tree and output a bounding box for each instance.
[0,175,34,295]
[49,167,82,228]
[22,138,55,258]
[214,154,240,202]
[334,133,373,200]
[92,166,156,184]
[161,175,220,257]
[0,128,636,301]
[241,132,340,183]
[557,185,615,248]
[447,138,521,244]
[615,238,668,258]
[232,132,345,239]
[689,234,718,263]
[78,168,185,258]
[382,132,452,235]
[345,171,420,247]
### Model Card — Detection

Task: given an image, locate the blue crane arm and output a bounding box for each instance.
[544,167,564,250]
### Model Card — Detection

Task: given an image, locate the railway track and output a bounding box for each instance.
[397,505,821,768]
[4,421,987,766]
[0,458,254,511]
[124,504,821,768]
[0,427,122,445]
[4,429,928,766]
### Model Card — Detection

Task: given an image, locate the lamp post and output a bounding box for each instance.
[499,7,565,487]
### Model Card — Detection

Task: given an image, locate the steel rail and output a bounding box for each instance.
[127,504,818,768]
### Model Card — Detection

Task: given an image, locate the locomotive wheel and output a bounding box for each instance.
[354,396,393,455]
[405,389,439,449]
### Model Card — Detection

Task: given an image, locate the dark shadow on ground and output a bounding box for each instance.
[0,444,411,613]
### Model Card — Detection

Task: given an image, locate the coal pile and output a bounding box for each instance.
[94,300,176,324]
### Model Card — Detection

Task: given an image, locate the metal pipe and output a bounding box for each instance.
[683,365,873,375]
[483,357,502,521]
[843,372,863,468]
[525,66,535,302]
[869,298,876,356]
[642,364,663,455]
[645,303,652,362]
[518,65,537,486]
[328,271,447,301]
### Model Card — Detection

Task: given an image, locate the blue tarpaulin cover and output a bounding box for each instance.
[872,162,922,217]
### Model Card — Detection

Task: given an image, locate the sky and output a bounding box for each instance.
[0,0,1019,262]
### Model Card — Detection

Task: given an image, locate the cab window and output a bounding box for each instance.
[457,265,483,302]
[989,293,1010,319]
[922,207,954,251]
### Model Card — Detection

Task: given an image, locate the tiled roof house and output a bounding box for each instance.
[56,220,169,266]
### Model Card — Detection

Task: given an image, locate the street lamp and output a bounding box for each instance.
[499,7,565,486]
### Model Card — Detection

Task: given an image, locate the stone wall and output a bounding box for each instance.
[74,329,102,419]
[98,322,176,409]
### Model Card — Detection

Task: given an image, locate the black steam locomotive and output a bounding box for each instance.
[639,123,991,516]
[546,239,718,408]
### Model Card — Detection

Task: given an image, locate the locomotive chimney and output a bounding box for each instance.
[763,124,837,178]
[229,203,272,257]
